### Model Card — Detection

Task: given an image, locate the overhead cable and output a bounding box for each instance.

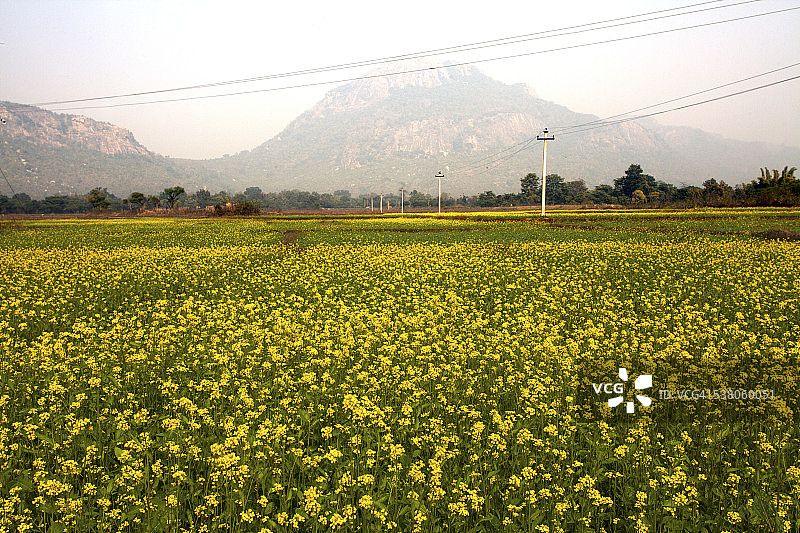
[15,3,795,112]
[455,68,800,175]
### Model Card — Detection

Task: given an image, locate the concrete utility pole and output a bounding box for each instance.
[380,194,383,213]
[400,187,404,214]
[371,196,374,212]
[435,171,444,214]
[537,128,555,217]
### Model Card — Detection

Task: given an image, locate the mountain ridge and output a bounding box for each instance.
[0,101,150,156]
[2,65,799,198]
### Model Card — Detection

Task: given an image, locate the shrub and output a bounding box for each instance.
[213,201,261,216]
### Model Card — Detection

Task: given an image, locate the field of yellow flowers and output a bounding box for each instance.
[0,210,798,533]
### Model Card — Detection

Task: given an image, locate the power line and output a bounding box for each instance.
[0,165,17,196]
[558,74,800,138]
[0,165,26,212]
[551,61,800,136]
[458,62,792,174]
[6,0,800,111]
[455,67,800,176]
[40,4,800,113]
[452,138,539,173]
[483,141,542,175]
[27,0,761,108]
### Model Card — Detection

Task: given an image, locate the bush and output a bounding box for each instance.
[212,201,261,216]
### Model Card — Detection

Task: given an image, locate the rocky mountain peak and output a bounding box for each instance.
[362,60,483,89]
[0,101,150,156]
[308,61,506,116]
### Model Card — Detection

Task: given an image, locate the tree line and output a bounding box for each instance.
[0,164,797,214]
[470,164,798,208]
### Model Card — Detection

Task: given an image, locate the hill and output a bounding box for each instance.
[207,62,800,195]
[2,64,799,198]
[0,102,224,197]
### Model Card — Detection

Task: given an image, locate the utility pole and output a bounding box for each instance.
[380,194,383,213]
[400,187,404,214]
[435,171,444,214]
[537,128,555,217]
[371,196,373,212]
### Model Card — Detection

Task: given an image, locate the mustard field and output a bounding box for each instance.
[0,210,798,533]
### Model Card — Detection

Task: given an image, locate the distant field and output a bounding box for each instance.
[1,209,798,532]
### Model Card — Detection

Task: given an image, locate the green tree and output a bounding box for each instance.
[746,166,799,206]
[127,192,146,210]
[544,174,568,204]
[408,190,431,208]
[333,189,351,199]
[477,191,499,207]
[614,164,656,198]
[193,189,213,207]
[3,193,35,213]
[520,173,539,204]
[631,189,647,204]
[655,181,679,202]
[162,186,185,209]
[87,188,110,211]
[566,180,588,204]
[244,186,265,203]
[759,166,797,187]
[587,185,618,205]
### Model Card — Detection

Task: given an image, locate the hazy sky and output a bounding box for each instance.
[2,0,799,160]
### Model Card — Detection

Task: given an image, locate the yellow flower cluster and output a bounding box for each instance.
[0,212,797,532]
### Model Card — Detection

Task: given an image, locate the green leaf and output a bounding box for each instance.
[15,473,34,492]
[36,432,55,446]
